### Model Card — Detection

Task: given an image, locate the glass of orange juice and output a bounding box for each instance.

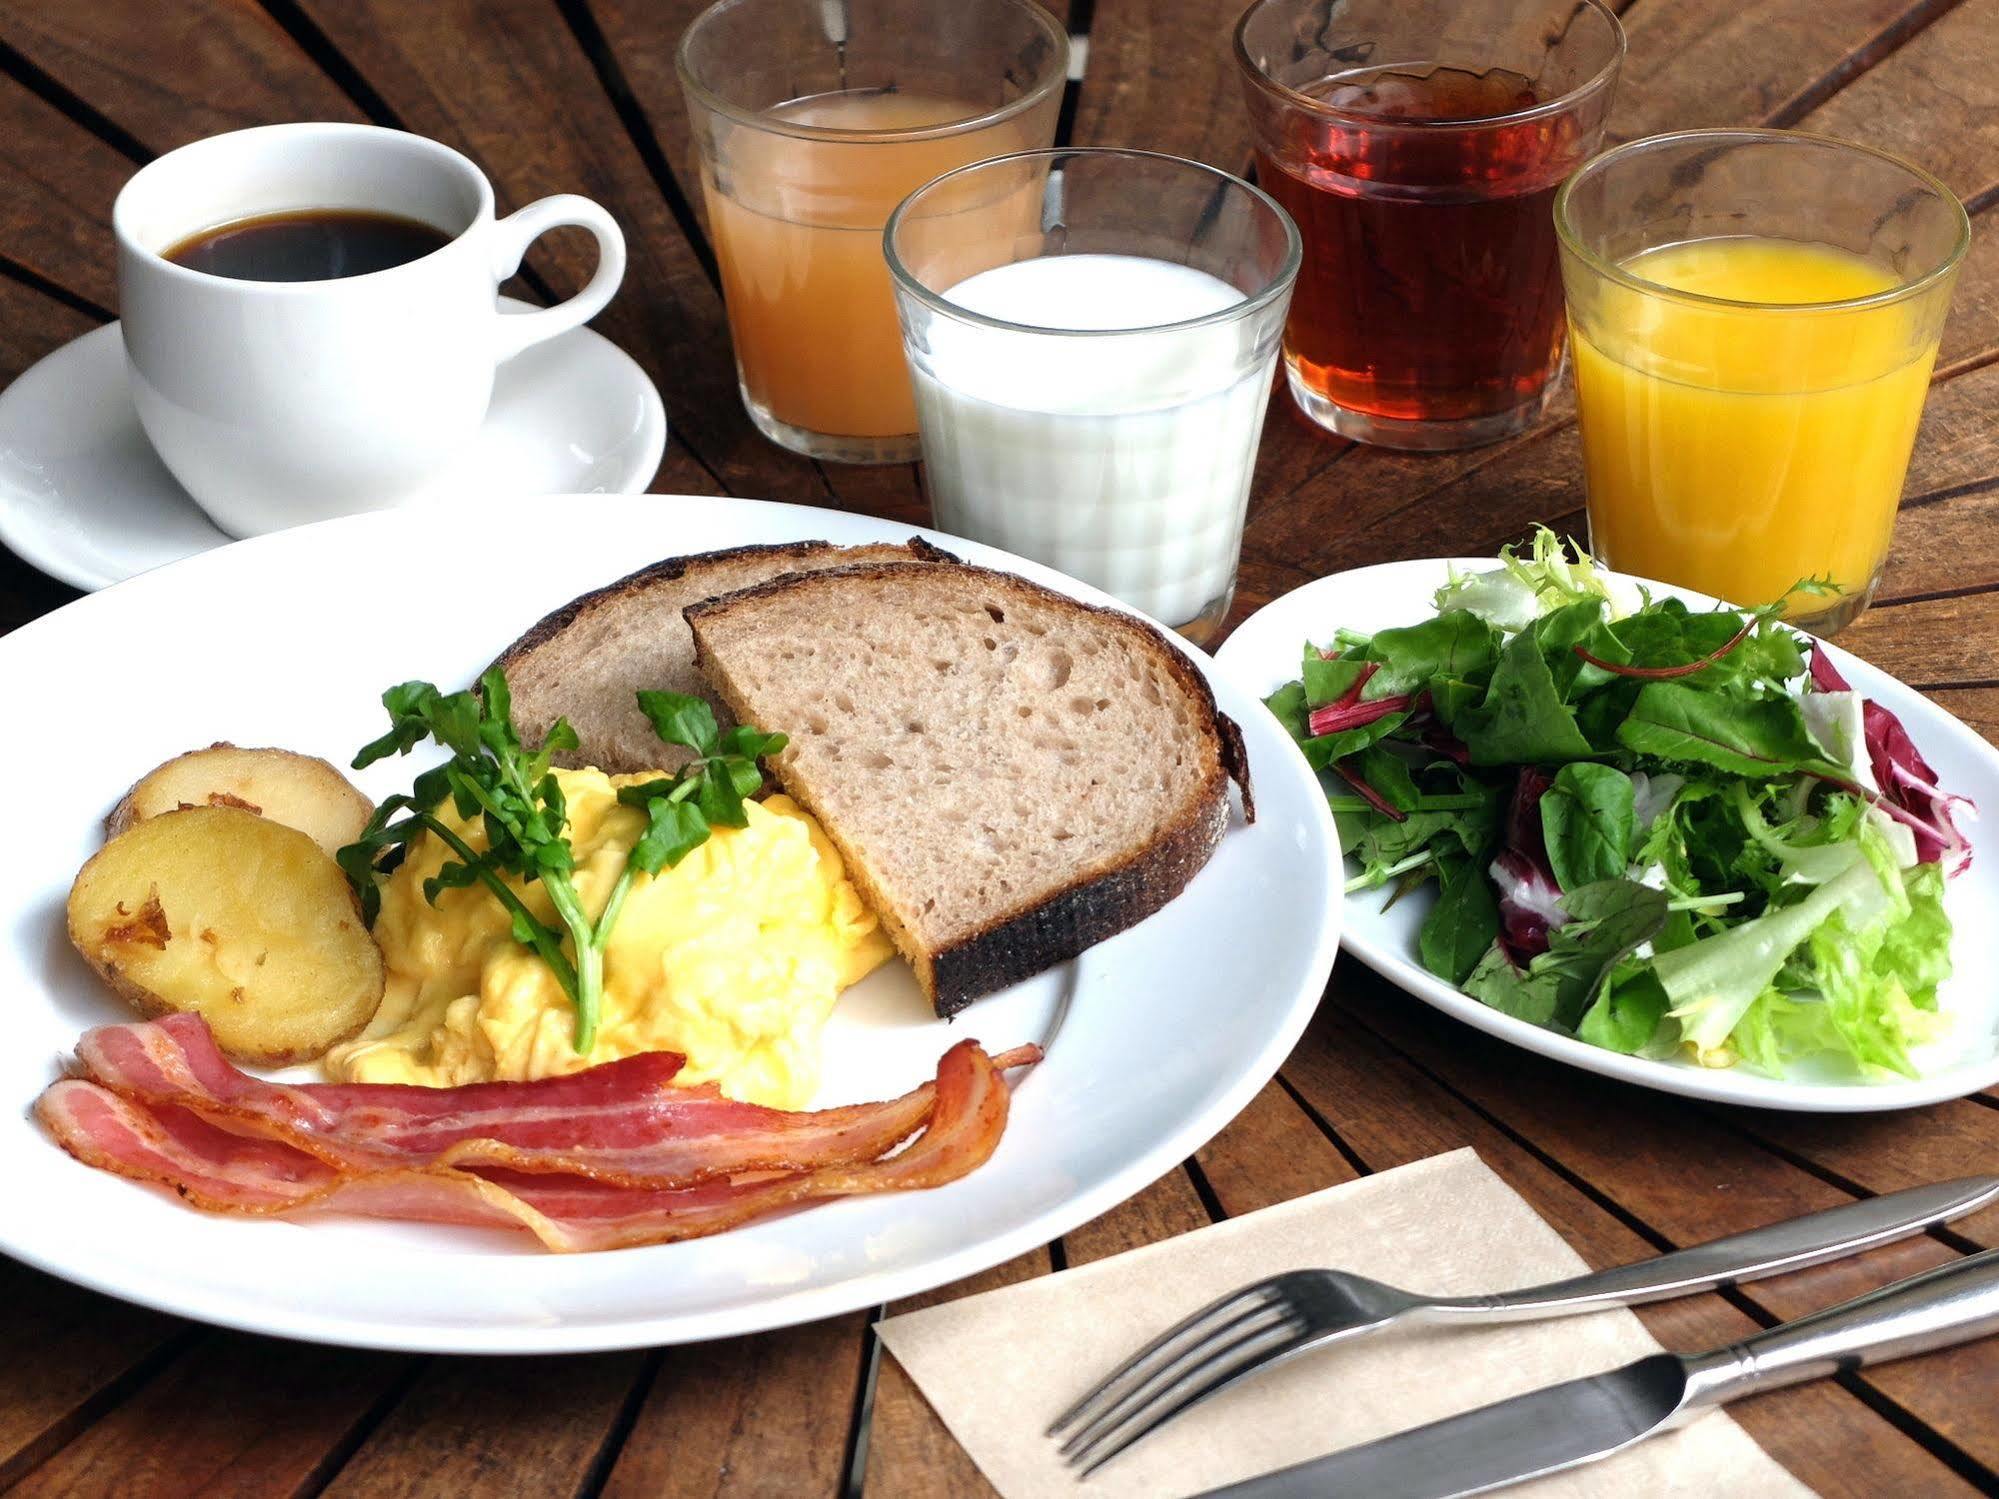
[1556,129,1968,633]
[677,0,1067,463]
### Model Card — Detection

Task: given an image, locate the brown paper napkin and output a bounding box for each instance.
[877,1149,1812,1498]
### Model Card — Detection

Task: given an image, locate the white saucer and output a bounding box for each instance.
[0,296,667,591]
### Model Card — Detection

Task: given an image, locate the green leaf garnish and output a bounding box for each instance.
[340,674,786,1053]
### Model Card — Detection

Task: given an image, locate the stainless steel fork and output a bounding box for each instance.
[1049,1173,1999,1475]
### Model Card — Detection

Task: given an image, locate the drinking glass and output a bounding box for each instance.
[677,0,1067,463]
[886,148,1299,644]
[1557,129,1968,634]
[1235,0,1623,451]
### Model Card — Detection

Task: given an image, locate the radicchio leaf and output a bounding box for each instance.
[1808,646,1973,876]
[1490,767,1564,961]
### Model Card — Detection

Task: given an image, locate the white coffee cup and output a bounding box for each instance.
[112,122,627,538]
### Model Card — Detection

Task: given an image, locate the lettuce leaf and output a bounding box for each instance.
[1655,842,1950,1075]
[1432,528,1631,630]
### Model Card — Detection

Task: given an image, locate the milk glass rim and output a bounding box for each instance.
[675,0,1069,144]
[1232,0,1625,132]
[883,147,1303,340]
[1555,128,1972,316]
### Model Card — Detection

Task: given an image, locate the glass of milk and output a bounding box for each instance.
[885,148,1300,644]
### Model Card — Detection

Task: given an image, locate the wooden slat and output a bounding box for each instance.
[285,0,819,500]
[1928,686,1999,740]
[1803,0,1999,205]
[576,0,714,238]
[0,71,133,307]
[1881,487,1999,602]
[1841,589,1999,686]
[0,236,99,374]
[0,273,91,630]
[809,460,930,528]
[1800,1,1999,387]
[0,1261,186,1489]
[1065,1168,1215,1267]
[1902,359,1999,501]
[1193,1077,1364,1214]
[318,1352,647,1499]
[0,0,362,149]
[1225,551,1315,635]
[7,1333,407,1499]
[1608,0,1951,142]
[1283,997,1980,1496]
[1936,223,1999,376]
[1068,0,1250,168]
[1724,1103,1999,1237]
[600,1316,866,1499]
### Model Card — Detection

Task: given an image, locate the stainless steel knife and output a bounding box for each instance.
[1202,1245,1999,1498]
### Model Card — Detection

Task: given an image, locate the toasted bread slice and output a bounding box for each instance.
[493,538,958,772]
[686,561,1252,1016]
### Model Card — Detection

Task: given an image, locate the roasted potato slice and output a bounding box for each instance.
[69,807,385,1065]
[106,743,374,856]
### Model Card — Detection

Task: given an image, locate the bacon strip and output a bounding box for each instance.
[74,1015,1034,1188]
[37,1079,341,1212]
[37,1039,1020,1252]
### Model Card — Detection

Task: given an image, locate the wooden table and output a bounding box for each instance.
[1,2,1995,1494]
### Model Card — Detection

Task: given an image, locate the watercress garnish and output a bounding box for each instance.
[338,670,786,1053]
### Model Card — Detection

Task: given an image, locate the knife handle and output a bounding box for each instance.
[1436,1176,1999,1321]
[1681,1247,1999,1410]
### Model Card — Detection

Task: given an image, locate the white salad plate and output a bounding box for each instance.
[1217,557,1999,1114]
[0,299,667,592]
[0,494,1339,1353]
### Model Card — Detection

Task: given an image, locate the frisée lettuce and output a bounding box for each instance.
[1267,529,1974,1081]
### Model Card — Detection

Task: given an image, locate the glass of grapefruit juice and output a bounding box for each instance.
[1557,130,1968,633]
[677,0,1066,463]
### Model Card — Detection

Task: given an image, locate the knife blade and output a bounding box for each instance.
[1199,1352,1696,1499]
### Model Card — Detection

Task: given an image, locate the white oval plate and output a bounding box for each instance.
[1217,558,1998,1113]
[0,495,1338,1352]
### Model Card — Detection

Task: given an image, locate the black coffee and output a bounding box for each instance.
[163,209,452,282]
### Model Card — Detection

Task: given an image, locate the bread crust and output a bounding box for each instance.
[491,537,961,772]
[926,770,1227,1015]
[686,560,1252,1016]
[492,537,960,679]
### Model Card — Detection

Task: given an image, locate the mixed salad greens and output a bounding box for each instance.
[1269,530,1974,1080]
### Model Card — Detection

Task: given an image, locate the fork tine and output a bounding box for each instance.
[1068,1316,1304,1475]
[1045,1281,1281,1437]
[1059,1301,1297,1462]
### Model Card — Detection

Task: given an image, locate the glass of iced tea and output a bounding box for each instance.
[677,0,1067,463]
[1235,0,1623,451]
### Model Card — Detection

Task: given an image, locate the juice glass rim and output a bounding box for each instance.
[882,147,1303,340]
[675,0,1070,144]
[1554,127,1972,315]
[1231,0,1625,132]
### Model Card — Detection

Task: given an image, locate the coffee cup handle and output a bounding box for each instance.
[488,194,627,363]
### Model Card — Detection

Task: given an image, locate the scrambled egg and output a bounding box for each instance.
[323,769,892,1108]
